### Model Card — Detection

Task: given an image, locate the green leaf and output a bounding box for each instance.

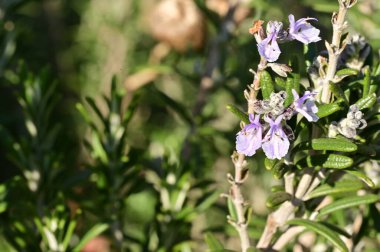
[287,219,348,252]
[345,169,376,188]
[227,197,238,222]
[266,192,291,209]
[317,103,343,118]
[304,43,317,68]
[299,154,353,169]
[272,162,288,179]
[362,67,370,97]
[329,82,348,104]
[196,190,220,212]
[284,74,299,107]
[355,93,377,110]
[275,77,286,88]
[318,195,379,216]
[335,68,359,77]
[264,158,278,170]
[260,71,274,99]
[205,232,224,250]
[307,180,363,199]
[311,138,357,152]
[226,104,249,124]
[62,220,77,251]
[73,224,109,252]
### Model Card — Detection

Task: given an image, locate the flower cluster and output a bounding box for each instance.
[252,15,321,62]
[236,90,319,160]
[328,105,367,139]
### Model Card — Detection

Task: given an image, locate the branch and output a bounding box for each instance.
[320,0,357,103]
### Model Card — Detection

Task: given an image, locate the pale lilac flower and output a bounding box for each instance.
[288,14,321,44]
[258,21,282,62]
[236,114,262,156]
[262,115,290,160]
[292,89,319,122]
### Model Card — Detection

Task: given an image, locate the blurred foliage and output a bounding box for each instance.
[0,0,379,251]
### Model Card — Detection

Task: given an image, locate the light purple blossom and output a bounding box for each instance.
[262,115,290,160]
[258,21,282,62]
[292,89,319,122]
[236,114,262,156]
[288,14,321,44]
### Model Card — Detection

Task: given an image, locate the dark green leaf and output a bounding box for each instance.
[345,169,376,188]
[311,138,357,152]
[307,180,363,199]
[335,68,359,77]
[260,71,274,99]
[226,104,249,124]
[287,219,348,252]
[318,195,379,216]
[298,154,353,169]
[73,224,109,252]
[266,192,291,209]
[355,93,376,110]
[205,232,224,250]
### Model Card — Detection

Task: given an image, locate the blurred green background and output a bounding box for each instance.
[0,0,379,251]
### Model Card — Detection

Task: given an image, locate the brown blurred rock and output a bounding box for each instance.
[149,0,206,52]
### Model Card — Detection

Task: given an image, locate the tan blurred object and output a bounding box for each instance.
[124,68,159,92]
[149,0,206,52]
[206,0,251,23]
[81,236,111,252]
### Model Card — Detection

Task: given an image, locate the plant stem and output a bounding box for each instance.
[320,3,349,103]
[228,56,267,252]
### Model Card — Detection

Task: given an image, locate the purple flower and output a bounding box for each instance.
[262,115,290,160]
[258,21,282,62]
[292,89,319,122]
[236,114,263,156]
[288,14,321,44]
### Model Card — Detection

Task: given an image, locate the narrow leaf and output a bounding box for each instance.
[307,180,363,199]
[275,77,286,88]
[260,71,274,99]
[205,232,224,250]
[317,103,343,118]
[335,68,359,77]
[264,158,278,170]
[299,154,353,169]
[311,138,357,152]
[362,67,370,97]
[226,104,249,124]
[266,192,291,209]
[355,93,376,110]
[345,169,376,188]
[287,219,348,252]
[227,197,238,222]
[319,195,379,216]
[73,224,109,252]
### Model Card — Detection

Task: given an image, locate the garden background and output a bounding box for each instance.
[0,0,379,251]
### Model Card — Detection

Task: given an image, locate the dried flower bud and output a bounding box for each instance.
[268,63,292,77]
[338,35,371,70]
